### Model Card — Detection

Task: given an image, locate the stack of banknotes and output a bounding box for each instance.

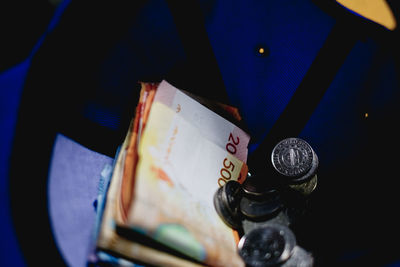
[88,80,250,267]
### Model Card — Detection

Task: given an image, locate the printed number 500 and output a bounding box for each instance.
[218,133,240,187]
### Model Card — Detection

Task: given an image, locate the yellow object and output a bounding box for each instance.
[336,0,396,30]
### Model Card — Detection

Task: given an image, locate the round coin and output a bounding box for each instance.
[240,193,282,221]
[242,173,279,198]
[271,138,314,179]
[289,149,318,185]
[222,180,243,215]
[289,174,318,195]
[238,223,296,267]
[213,181,243,229]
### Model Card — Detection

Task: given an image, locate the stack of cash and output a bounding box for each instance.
[88,80,250,267]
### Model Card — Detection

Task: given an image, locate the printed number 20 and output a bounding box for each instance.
[226,133,239,154]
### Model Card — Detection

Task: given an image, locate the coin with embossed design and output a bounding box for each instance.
[271,138,314,181]
[238,223,296,267]
[213,180,243,229]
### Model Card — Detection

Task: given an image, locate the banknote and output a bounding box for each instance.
[91,162,114,242]
[154,80,250,162]
[124,102,247,267]
[94,81,249,267]
[118,81,250,223]
[97,233,206,267]
[118,83,157,223]
[180,89,244,124]
[94,119,206,267]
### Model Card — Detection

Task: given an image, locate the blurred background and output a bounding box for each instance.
[1,0,400,266]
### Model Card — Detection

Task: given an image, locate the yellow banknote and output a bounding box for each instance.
[126,102,246,267]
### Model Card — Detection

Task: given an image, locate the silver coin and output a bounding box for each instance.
[242,173,278,198]
[213,181,243,229]
[238,223,296,267]
[271,138,314,178]
[289,174,318,195]
[222,180,243,215]
[281,246,314,267]
[290,149,319,185]
[240,193,282,220]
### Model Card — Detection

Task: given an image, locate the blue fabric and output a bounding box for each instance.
[0,59,30,267]
[0,1,70,266]
[48,134,112,267]
[202,0,335,151]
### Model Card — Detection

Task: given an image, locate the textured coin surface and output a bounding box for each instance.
[240,194,282,220]
[242,173,278,198]
[271,138,314,178]
[289,174,318,195]
[238,223,296,267]
[222,180,243,214]
[213,181,242,229]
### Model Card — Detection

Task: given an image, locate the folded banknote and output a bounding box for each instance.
[92,80,250,267]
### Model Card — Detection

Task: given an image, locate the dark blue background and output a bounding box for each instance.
[1,0,399,266]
